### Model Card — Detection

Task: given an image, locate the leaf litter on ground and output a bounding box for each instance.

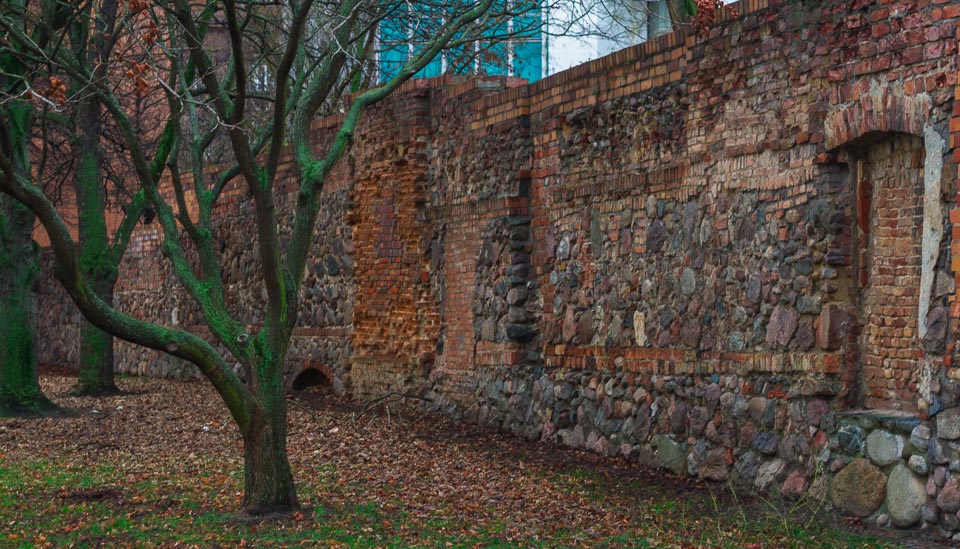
[0,370,922,547]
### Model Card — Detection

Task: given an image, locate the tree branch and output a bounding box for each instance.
[0,149,254,433]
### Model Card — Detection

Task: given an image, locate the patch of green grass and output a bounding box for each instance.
[0,456,896,548]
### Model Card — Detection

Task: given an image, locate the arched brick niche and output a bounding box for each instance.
[825,81,951,413]
[289,363,334,392]
[824,81,932,151]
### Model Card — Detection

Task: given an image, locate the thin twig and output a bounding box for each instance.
[286,396,313,413]
[355,391,434,420]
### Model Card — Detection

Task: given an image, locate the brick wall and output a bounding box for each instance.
[512,0,953,414]
[348,87,443,397]
[422,81,538,400]
[36,0,958,426]
[858,135,926,408]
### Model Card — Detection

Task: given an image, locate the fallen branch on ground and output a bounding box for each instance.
[356,391,435,421]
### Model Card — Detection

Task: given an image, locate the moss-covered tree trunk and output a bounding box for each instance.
[73,95,119,396]
[76,275,118,394]
[0,196,46,413]
[0,104,52,414]
[242,350,297,515]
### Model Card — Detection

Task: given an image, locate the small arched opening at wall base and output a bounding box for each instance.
[291,367,333,392]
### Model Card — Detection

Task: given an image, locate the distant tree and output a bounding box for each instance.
[0,0,553,515]
[63,0,168,395]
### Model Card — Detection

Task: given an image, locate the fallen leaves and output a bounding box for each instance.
[0,373,901,547]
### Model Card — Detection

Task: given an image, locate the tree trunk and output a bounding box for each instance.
[0,193,53,414]
[75,273,118,395]
[241,353,298,515]
[72,93,118,396]
[0,99,52,415]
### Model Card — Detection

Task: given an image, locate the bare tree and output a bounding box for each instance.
[0,0,556,515]
[2,0,170,397]
[64,0,169,395]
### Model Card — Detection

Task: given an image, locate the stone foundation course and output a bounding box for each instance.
[469,363,960,537]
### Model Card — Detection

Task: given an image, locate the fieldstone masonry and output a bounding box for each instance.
[34,0,960,538]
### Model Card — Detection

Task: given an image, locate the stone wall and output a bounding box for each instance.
[37,125,356,388]
[35,0,960,537]
[37,253,81,367]
[417,0,960,537]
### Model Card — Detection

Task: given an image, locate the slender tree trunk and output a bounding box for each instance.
[76,273,118,395]
[73,94,118,395]
[0,193,52,414]
[241,352,298,516]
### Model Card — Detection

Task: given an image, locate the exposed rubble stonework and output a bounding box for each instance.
[35,0,960,538]
[38,122,357,389]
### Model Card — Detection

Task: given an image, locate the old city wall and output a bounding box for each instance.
[35,0,960,534]
[359,0,960,531]
[445,0,960,531]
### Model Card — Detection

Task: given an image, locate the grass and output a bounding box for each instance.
[0,459,893,548]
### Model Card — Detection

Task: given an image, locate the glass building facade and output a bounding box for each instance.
[378,2,544,82]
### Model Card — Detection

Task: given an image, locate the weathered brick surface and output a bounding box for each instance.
[858,135,926,409]
[515,0,958,416]
[349,89,443,397]
[422,80,539,401]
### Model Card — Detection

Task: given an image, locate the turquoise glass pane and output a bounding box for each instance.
[513,40,541,81]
